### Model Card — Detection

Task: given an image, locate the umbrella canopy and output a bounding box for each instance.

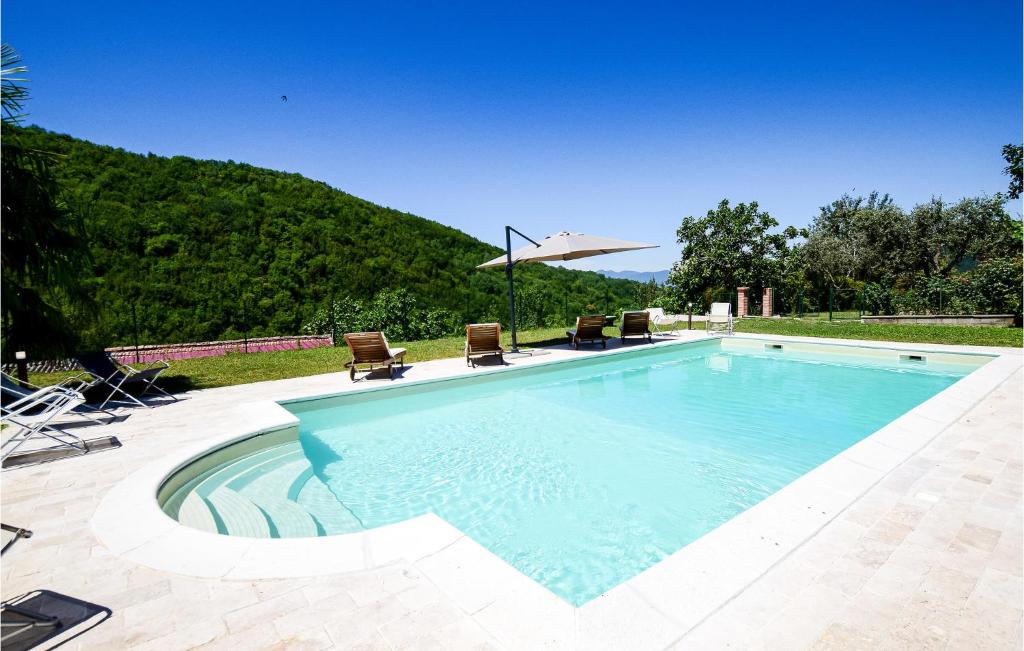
[477,231,658,268]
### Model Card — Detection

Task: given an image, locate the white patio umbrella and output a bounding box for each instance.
[477,228,658,353]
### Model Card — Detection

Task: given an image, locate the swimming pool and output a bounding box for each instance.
[160,338,990,605]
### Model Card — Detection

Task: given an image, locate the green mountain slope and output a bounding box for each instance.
[11,126,638,349]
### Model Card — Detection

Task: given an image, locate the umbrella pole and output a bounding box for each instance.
[499,226,543,356]
[505,226,520,353]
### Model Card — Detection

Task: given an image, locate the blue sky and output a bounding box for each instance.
[5,1,1021,271]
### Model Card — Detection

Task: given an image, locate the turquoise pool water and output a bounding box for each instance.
[162,340,987,605]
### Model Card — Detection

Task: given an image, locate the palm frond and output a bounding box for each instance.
[1,44,30,124]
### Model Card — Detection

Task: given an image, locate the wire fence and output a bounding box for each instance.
[774,287,862,320]
[774,290,820,318]
[1,335,335,374]
[772,286,978,321]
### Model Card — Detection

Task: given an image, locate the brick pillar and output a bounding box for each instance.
[762,287,773,317]
[737,287,748,318]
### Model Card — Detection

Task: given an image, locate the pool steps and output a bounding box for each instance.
[178,492,217,532]
[205,488,270,537]
[172,442,362,538]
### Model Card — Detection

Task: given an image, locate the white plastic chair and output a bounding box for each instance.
[705,302,734,335]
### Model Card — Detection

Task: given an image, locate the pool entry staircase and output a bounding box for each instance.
[160,443,363,538]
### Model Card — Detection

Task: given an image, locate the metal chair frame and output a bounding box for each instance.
[74,354,174,409]
[1,386,88,462]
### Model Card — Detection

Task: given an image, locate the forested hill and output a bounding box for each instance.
[13,127,637,349]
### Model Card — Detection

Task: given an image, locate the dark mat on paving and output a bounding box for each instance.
[1,590,111,650]
[2,437,122,470]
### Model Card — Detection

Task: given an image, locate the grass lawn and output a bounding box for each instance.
[733,318,1023,347]
[30,320,1021,392]
[29,326,575,391]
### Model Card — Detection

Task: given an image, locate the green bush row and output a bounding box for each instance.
[302,288,463,342]
[861,257,1022,316]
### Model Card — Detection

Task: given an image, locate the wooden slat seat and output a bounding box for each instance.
[619,311,652,343]
[465,323,504,367]
[343,332,406,380]
[566,315,610,350]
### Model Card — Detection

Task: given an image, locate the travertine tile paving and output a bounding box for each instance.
[679,369,1023,650]
[1,336,1020,650]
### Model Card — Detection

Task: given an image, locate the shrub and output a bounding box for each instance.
[513,286,548,330]
[861,282,894,316]
[302,289,462,342]
[862,257,1022,317]
[649,293,681,313]
[360,288,420,340]
[418,307,461,339]
[971,257,1023,316]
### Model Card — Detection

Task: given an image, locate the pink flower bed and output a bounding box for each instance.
[107,335,333,364]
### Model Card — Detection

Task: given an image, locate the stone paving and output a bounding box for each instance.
[680,369,1023,650]
[1,334,1020,650]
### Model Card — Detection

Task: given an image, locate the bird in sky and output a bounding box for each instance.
[280,95,288,102]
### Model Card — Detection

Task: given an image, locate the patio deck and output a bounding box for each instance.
[1,333,1020,650]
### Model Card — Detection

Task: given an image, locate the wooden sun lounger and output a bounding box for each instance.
[619,311,652,343]
[465,323,505,367]
[343,332,407,380]
[567,315,610,350]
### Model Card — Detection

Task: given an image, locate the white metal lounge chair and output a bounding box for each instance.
[1,373,113,425]
[1,386,88,462]
[706,302,734,335]
[645,308,686,335]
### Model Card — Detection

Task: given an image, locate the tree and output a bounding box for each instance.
[803,192,1017,287]
[1,45,90,357]
[632,277,660,310]
[1003,144,1022,200]
[801,188,1021,318]
[802,192,909,288]
[906,195,1016,277]
[666,199,790,306]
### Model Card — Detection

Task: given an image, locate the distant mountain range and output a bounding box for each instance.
[595,269,670,284]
